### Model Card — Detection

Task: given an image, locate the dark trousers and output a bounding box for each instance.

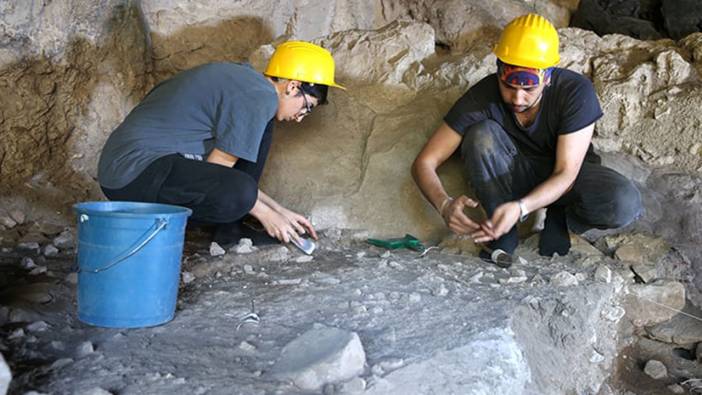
[460,119,642,252]
[102,120,274,224]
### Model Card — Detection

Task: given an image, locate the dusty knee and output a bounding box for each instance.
[460,120,506,161]
[602,180,643,229]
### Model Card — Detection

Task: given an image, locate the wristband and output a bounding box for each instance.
[518,199,529,223]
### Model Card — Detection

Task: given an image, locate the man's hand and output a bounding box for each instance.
[473,201,521,243]
[277,207,318,240]
[442,195,483,236]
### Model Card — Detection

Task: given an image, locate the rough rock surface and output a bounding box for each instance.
[271,325,365,391]
[1,228,641,394]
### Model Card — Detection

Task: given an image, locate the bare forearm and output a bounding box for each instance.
[520,171,576,214]
[256,189,284,213]
[411,161,451,212]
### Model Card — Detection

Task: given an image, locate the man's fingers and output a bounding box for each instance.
[456,195,479,208]
[298,217,319,240]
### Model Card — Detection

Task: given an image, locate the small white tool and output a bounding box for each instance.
[291,237,316,255]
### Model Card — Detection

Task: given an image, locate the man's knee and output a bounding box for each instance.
[603,179,643,229]
[460,119,511,161]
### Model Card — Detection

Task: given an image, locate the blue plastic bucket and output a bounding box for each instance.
[73,201,192,328]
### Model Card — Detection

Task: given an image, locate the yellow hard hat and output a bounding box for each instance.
[265,41,345,90]
[493,14,560,69]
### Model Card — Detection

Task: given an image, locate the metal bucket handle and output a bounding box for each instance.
[76,215,169,273]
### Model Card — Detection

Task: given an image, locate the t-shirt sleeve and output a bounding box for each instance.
[557,75,603,135]
[444,88,489,136]
[212,89,277,162]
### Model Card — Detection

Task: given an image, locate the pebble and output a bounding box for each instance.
[377,357,404,372]
[234,238,256,254]
[243,265,255,274]
[43,244,60,257]
[29,266,48,276]
[668,384,685,394]
[52,231,75,249]
[294,255,314,263]
[209,242,226,257]
[8,328,25,340]
[9,209,25,225]
[27,321,49,332]
[51,341,65,350]
[380,251,391,258]
[65,272,78,284]
[469,272,484,283]
[238,341,257,353]
[594,265,612,284]
[388,261,403,269]
[643,359,667,379]
[589,350,605,363]
[181,272,195,284]
[432,284,449,296]
[275,278,302,285]
[602,306,626,321]
[408,293,422,303]
[550,271,579,287]
[76,341,95,358]
[356,251,366,259]
[337,377,366,393]
[0,215,16,228]
[21,257,37,270]
[17,242,40,253]
[371,306,384,314]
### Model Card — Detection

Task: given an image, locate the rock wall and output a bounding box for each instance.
[0,0,701,242]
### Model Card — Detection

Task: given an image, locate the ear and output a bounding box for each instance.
[285,80,302,96]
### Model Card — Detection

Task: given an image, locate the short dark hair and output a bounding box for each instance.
[269,76,329,105]
[300,82,329,105]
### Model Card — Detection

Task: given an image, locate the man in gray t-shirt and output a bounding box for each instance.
[98,41,345,246]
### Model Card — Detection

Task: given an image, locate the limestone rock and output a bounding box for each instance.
[624,281,686,327]
[271,325,366,391]
[613,234,670,265]
[209,242,226,257]
[644,359,668,380]
[52,230,75,249]
[646,306,702,345]
[550,271,579,287]
[595,265,612,284]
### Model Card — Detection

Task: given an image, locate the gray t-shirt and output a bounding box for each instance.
[98,62,278,189]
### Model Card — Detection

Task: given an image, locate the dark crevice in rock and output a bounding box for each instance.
[571,0,702,40]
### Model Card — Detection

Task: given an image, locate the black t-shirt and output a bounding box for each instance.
[444,68,603,163]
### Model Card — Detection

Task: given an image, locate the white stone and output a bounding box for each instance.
[76,341,94,358]
[294,255,314,263]
[20,257,36,270]
[337,377,366,394]
[17,242,40,252]
[238,341,257,353]
[52,230,75,249]
[9,210,25,225]
[408,293,422,303]
[602,306,626,322]
[589,350,605,364]
[29,266,47,276]
[271,325,366,391]
[550,271,579,287]
[432,284,449,296]
[43,244,59,257]
[65,272,78,284]
[0,216,16,229]
[275,278,302,285]
[26,321,49,332]
[209,242,226,256]
[234,238,256,254]
[181,271,195,284]
[643,359,667,380]
[243,265,255,274]
[594,266,612,284]
[668,384,685,394]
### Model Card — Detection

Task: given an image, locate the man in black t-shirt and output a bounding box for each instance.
[412,14,642,259]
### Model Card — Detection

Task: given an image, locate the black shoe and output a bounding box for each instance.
[538,205,571,257]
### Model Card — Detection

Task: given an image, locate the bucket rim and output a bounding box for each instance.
[73,201,192,218]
